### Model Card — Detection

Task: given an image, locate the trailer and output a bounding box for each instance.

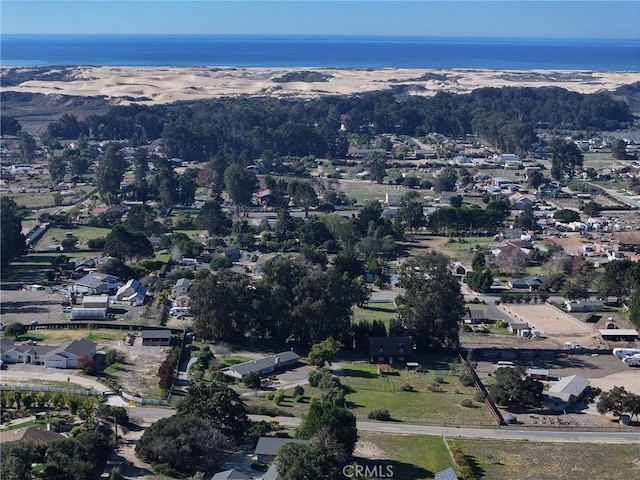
[622,355,640,366]
[613,348,640,359]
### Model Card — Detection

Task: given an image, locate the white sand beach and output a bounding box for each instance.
[2,67,640,105]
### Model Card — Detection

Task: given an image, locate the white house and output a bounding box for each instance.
[116,279,146,306]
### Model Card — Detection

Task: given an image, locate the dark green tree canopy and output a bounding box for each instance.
[296,399,358,456]
[176,381,249,442]
[397,252,465,349]
[103,224,153,261]
[0,197,26,268]
[488,367,544,409]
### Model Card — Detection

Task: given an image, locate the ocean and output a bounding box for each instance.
[1,35,638,71]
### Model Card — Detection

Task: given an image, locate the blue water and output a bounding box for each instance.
[1,35,638,71]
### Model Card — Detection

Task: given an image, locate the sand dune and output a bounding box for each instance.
[2,66,639,105]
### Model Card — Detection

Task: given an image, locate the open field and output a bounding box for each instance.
[356,432,453,480]
[455,439,640,480]
[34,226,111,250]
[339,360,495,426]
[353,302,397,327]
[336,180,414,205]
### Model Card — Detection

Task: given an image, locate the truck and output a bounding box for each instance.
[612,348,640,359]
[622,354,640,367]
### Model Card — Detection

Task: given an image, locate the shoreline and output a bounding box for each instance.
[2,66,640,106]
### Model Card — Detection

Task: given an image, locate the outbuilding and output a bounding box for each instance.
[222,351,301,379]
[141,330,173,346]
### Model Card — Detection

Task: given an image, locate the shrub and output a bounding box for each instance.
[367,409,392,421]
[400,384,415,392]
[428,383,442,393]
[459,372,475,387]
[460,399,475,408]
[474,391,486,402]
[434,376,445,384]
[265,392,275,401]
[293,385,305,397]
[273,390,285,405]
[295,395,305,403]
[245,405,294,417]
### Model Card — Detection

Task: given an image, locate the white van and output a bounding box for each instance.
[170,307,190,317]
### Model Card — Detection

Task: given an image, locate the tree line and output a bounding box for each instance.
[8,86,630,161]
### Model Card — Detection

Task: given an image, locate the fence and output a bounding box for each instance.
[353,412,495,427]
[0,384,102,397]
[120,390,169,406]
[458,353,505,426]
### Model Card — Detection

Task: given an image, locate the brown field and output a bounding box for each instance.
[456,439,640,480]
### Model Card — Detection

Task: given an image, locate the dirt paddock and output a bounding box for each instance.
[500,304,594,336]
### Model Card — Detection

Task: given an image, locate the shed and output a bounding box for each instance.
[507,321,529,334]
[141,330,173,346]
[525,368,550,381]
[564,300,605,312]
[254,437,309,464]
[599,329,639,342]
[369,336,413,364]
[82,295,109,309]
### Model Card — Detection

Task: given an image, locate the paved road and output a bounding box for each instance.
[249,415,640,444]
[0,368,111,393]
[588,182,640,209]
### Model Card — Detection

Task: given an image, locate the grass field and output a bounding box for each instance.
[34,226,111,250]
[18,329,126,344]
[337,181,414,206]
[341,359,494,426]
[357,432,454,480]
[353,303,397,328]
[455,439,640,480]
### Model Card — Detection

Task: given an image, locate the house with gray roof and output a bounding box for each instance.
[369,336,413,364]
[211,469,252,480]
[75,272,122,294]
[254,437,309,464]
[1,338,96,369]
[0,425,67,445]
[223,351,301,379]
[116,279,147,305]
[545,375,590,411]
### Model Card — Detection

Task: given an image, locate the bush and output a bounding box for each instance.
[474,391,486,402]
[367,409,392,421]
[273,390,285,405]
[460,399,475,408]
[293,385,305,397]
[245,405,294,417]
[295,395,305,403]
[427,383,443,393]
[459,373,475,387]
[400,384,415,392]
[434,376,445,384]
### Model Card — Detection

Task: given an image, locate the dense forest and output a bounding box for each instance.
[28,87,634,161]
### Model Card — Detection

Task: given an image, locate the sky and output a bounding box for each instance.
[1,1,639,39]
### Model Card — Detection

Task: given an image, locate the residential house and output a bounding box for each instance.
[369,336,413,364]
[545,375,590,411]
[508,276,547,291]
[254,437,309,465]
[217,245,242,262]
[141,330,173,346]
[385,192,402,206]
[171,278,191,298]
[507,321,530,335]
[90,202,129,218]
[451,262,471,278]
[43,339,97,369]
[75,272,122,295]
[211,470,251,480]
[116,279,146,306]
[492,177,514,188]
[0,425,67,445]
[256,189,272,205]
[509,193,536,210]
[223,351,301,379]
[2,338,97,369]
[464,308,487,325]
[564,300,605,312]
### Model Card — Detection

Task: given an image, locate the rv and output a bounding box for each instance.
[170,307,190,317]
[613,348,640,359]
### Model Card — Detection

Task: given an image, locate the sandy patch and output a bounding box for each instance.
[589,370,640,395]
[2,67,640,105]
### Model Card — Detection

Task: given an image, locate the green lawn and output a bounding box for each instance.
[358,432,454,480]
[443,237,495,253]
[456,439,640,480]
[353,302,397,328]
[337,181,414,206]
[34,226,111,250]
[341,359,494,426]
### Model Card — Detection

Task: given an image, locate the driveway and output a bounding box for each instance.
[0,364,111,393]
